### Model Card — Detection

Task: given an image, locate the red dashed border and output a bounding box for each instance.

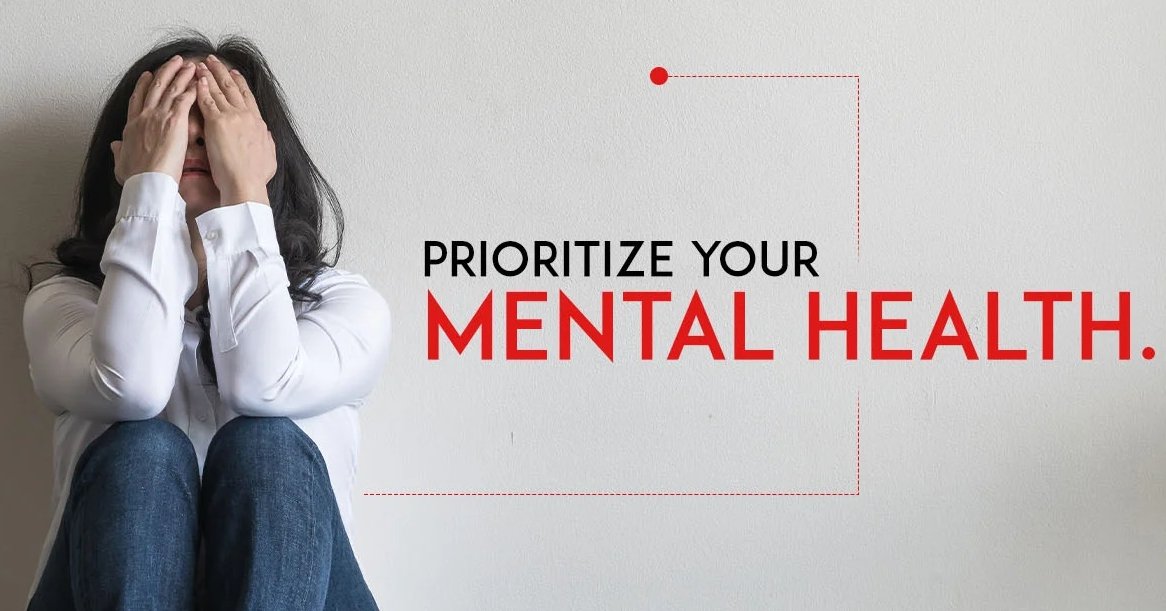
[365,72,863,498]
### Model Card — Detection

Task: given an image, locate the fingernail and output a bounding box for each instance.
[171,54,182,62]
[208,54,218,63]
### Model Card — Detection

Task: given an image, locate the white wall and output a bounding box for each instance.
[2,1,1164,608]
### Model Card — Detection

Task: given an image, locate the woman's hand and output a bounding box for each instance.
[195,55,276,206]
[111,55,198,185]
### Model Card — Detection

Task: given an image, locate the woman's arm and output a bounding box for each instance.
[23,58,201,422]
[188,57,392,418]
[23,172,199,421]
[193,201,392,418]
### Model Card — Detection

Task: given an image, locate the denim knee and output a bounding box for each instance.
[75,418,198,491]
[204,416,328,487]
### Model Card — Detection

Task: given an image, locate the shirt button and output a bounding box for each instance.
[205,230,219,241]
[196,411,207,422]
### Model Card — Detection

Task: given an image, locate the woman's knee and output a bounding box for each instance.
[204,416,327,484]
[76,418,198,488]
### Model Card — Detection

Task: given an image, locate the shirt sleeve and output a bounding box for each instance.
[193,201,392,419]
[22,172,199,422]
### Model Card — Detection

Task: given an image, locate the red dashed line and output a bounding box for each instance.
[856,391,861,494]
[364,492,860,497]
[670,74,860,79]
[856,75,861,260]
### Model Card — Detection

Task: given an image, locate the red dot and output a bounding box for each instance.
[1143,346,1155,360]
[650,66,669,85]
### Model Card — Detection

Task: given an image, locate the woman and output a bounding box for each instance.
[21,32,390,610]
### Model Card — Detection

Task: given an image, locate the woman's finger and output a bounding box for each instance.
[205,55,243,107]
[196,74,222,118]
[197,62,230,111]
[160,62,197,110]
[128,71,152,117]
[228,69,258,111]
[143,55,186,110]
[175,81,198,113]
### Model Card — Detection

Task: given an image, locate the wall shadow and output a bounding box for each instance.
[0,96,94,605]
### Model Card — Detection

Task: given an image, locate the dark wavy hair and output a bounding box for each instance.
[21,30,344,386]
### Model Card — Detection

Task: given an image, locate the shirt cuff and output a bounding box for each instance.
[117,172,184,224]
[193,202,281,259]
[193,202,290,354]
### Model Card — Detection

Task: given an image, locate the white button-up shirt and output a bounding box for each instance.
[21,172,392,596]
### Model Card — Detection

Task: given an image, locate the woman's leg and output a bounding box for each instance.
[28,418,201,611]
[200,416,378,610]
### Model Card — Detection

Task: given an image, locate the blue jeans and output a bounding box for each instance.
[28,416,379,610]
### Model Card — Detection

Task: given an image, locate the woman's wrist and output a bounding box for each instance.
[220,183,270,206]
